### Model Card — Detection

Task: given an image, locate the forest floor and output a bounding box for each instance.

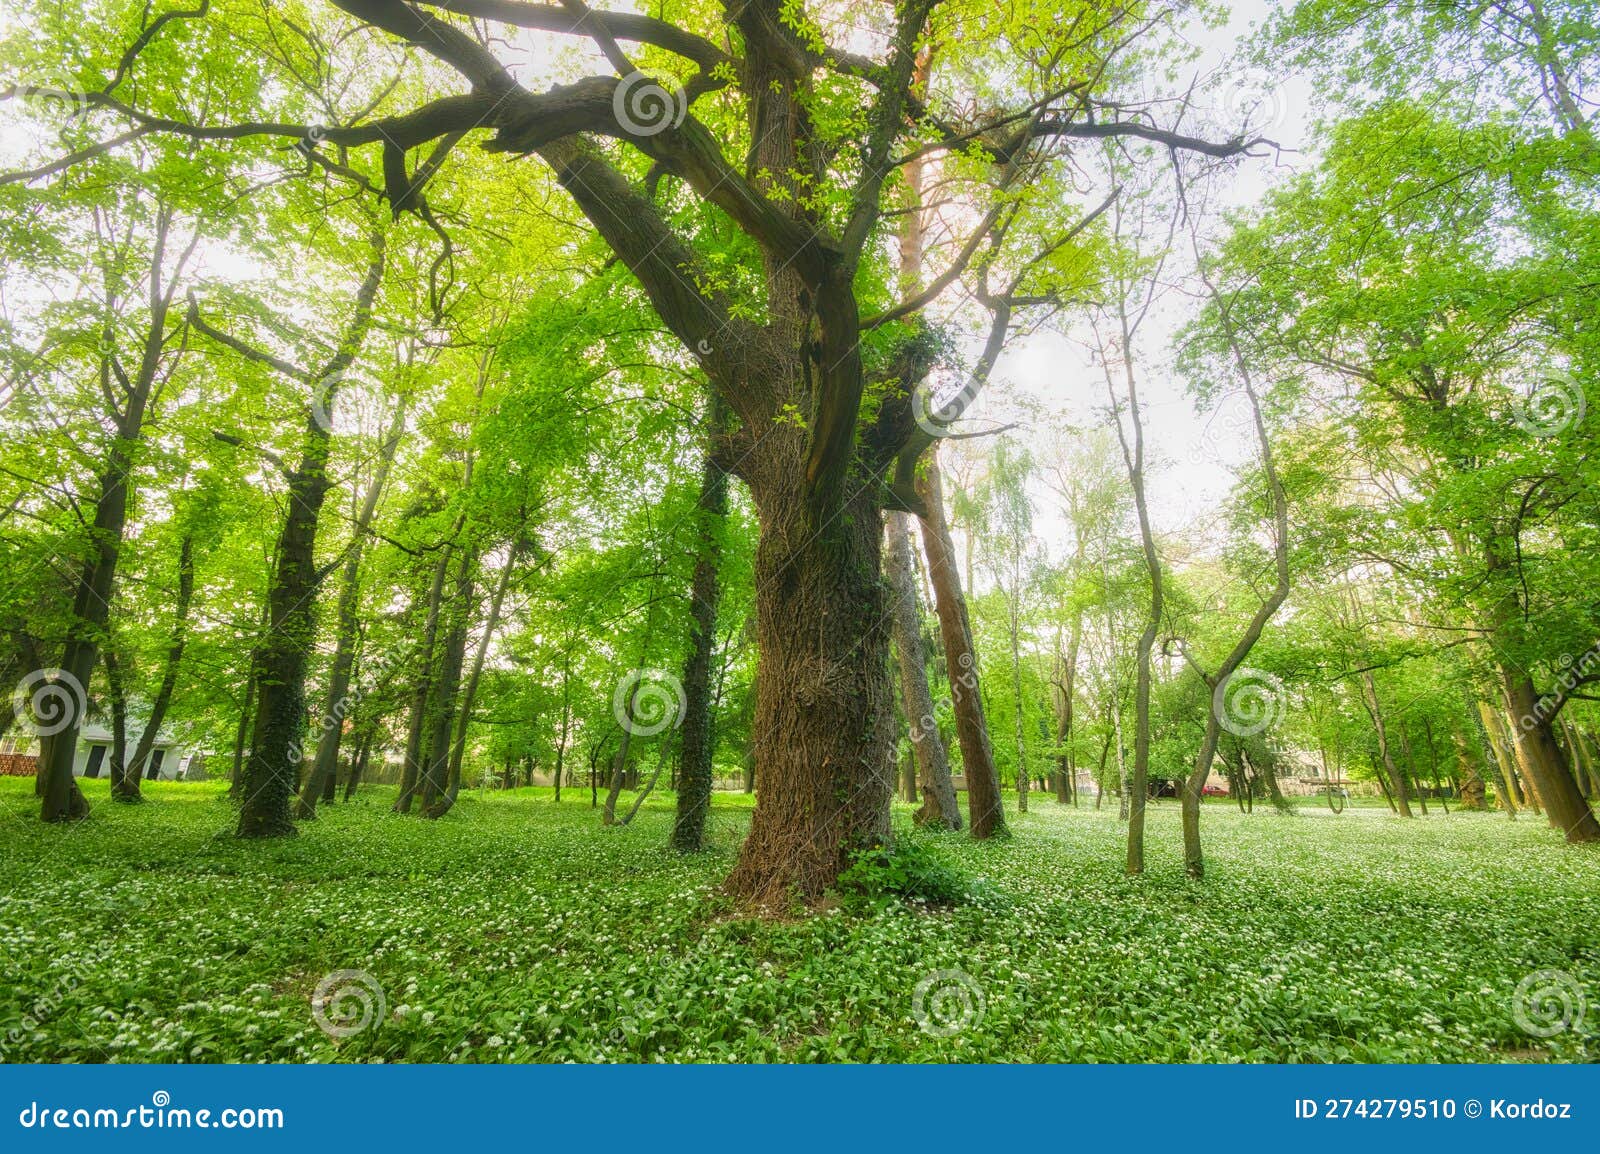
[2,777,1596,1063]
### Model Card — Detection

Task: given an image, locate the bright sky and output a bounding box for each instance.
[968,0,1316,565]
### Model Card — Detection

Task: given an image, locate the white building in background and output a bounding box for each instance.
[0,722,203,781]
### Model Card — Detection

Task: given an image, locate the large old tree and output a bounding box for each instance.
[53,0,1254,902]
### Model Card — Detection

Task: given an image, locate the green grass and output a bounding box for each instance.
[1,777,1596,1063]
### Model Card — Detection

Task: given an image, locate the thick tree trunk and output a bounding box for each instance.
[1454,727,1487,810]
[885,511,961,830]
[233,232,384,838]
[673,412,729,852]
[916,451,1005,838]
[724,453,895,905]
[1501,671,1600,842]
[36,453,133,822]
[235,415,338,838]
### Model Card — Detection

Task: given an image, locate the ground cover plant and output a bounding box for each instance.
[3,779,1594,1064]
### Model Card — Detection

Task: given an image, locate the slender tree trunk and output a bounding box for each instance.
[420,548,475,817]
[230,667,255,799]
[1053,629,1080,805]
[120,535,196,798]
[103,650,129,797]
[603,682,636,826]
[394,546,451,815]
[430,545,517,819]
[885,512,961,830]
[552,653,573,802]
[1398,728,1428,815]
[673,406,729,852]
[341,725,373,802]
[1102,327,1161,874]
[296,396,406,819]
[1360,671,1413,818]
[916,450,1005,839]
[1007,592,1029,814]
